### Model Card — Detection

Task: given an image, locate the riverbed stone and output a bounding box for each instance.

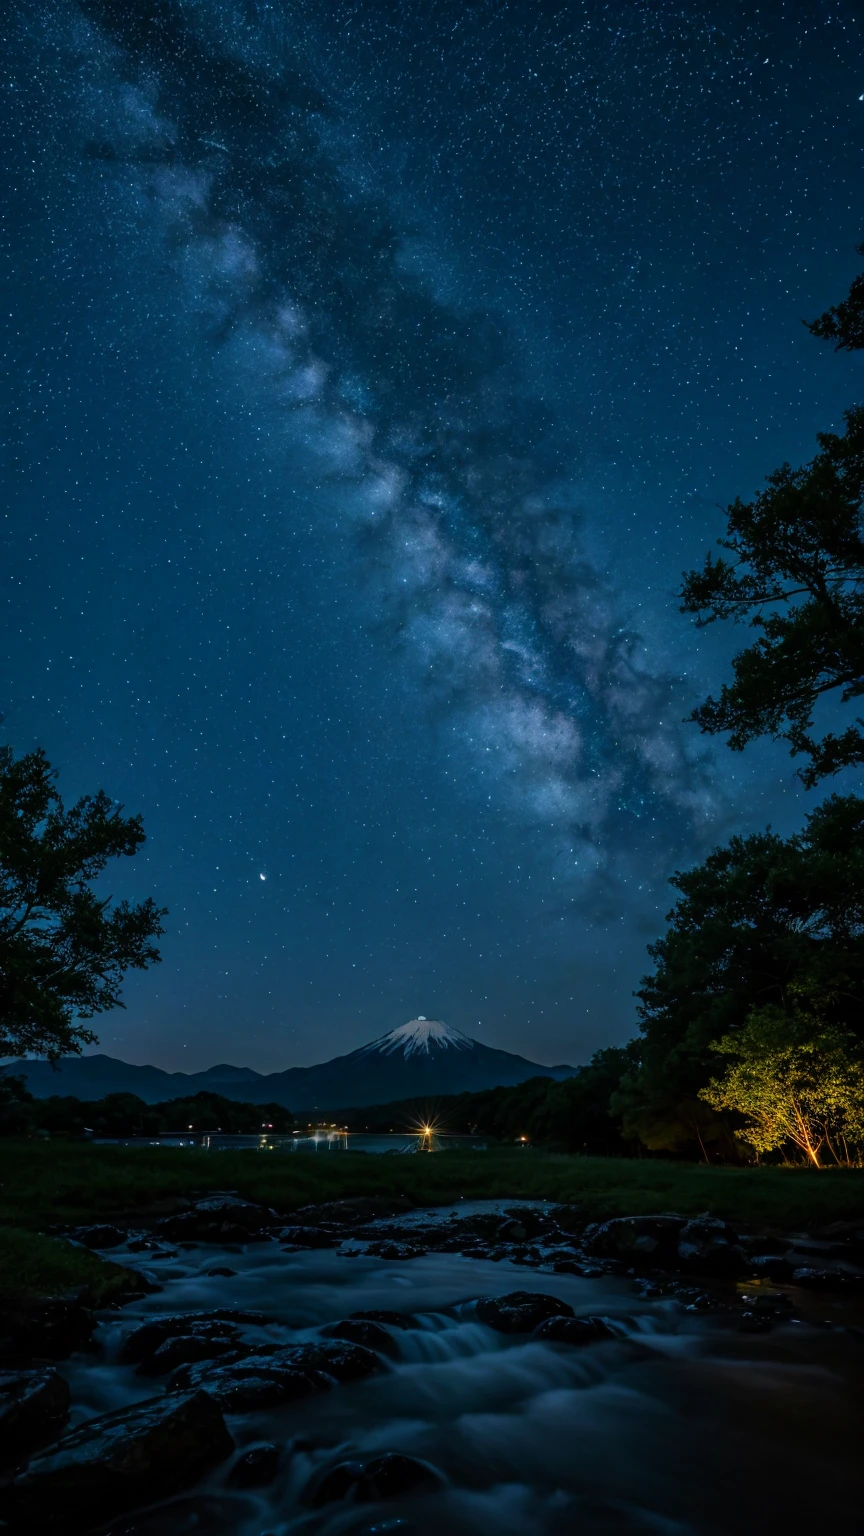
[279,1224,340,1248]
[533,1315,617,1345]
[227,1442,282,1487]
[325,1318,401,1356]
[1,1390,234,1530]
[120,1310,267,1366]
[584,1215,687,1265]
[0,1368,70,1458]
[475,1291,574,1333]
[171,1339,382,1405]
[154,1197,276,1244]
[74,1225,129,1250]
[309,1452,443,1506]
[292,1197,416,1227]
[137,1331,242,1376]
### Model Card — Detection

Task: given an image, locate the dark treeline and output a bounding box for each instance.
[342,1050,634,1155]
[0,1076,293,1138]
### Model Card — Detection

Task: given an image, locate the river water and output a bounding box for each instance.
[60,1203,864,1536]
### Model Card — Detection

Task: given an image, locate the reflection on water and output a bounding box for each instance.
[92,1132,486,1154]
[62,1207,864,1536]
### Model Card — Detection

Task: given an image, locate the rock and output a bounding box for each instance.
[677,1218,748,1277]
[0,1298,96,1362]
[363,1242,425,1261]
[205,1268,237,1278]
[584,1215,687,1265]
[227,1442,281,1488]
[792,1267,864,1290]
[120,1311,267,1366]
[74,1225,128,1250]
[137,1332,241,1377]
[292,1197,415,1227]
[309,1452,443,1507]
[533,1315,617,1345]
[325,1319,400,1357]
[170,1340,381,1407]
[154,1197,275,1244]
[475,1291,574,1334]
[279,1225,340,1249]
[498,1220,528,1242]
[0,1369,70,1459]
[2,1391,234,1531]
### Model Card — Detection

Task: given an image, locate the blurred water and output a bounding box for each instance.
[58,1218,864,1536]
[91,1133,485,1154]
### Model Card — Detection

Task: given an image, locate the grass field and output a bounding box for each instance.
[2,1139,864,1233]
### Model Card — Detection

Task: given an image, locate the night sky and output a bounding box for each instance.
[2,0,862,1073]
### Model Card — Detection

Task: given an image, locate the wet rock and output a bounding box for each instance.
[154,1197,275,1244]
[0,1368,70,1458]
[584,1215,687,1265]
[738,1312,773,1334]
[324,1319,400,1357]
[475,1291,574,1334]
[205,1267,237,1278]
[0,1297,96,1362]
[677,1218,748,1277]
[280,1225,340,1249]
[792,1267,864,1290]
[309,1452,444,1507]
[120,1311,267,1366]
[227,1442,281,1488]
[74,1225,128,1250]
[498,1219,528,1242]
[137,1332,241,1377]
[533,1315,616,1345]
[171,1340,381,1406]
[363,1241,425,1261]
[1,1391,234,1531]
[292,1197,416,1227]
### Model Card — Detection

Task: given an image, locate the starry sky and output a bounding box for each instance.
[1,0,862,1073]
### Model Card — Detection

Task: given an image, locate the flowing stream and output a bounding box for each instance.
[58,1204,864,1536]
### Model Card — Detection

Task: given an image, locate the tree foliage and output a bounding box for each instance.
[700,1005,864,1167]
[0,746,166,1060]
[680,258,864,786]
[624,795,864,1153]
[680,408,864,785]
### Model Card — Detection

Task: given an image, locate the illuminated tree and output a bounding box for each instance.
[700,1005,864,1168]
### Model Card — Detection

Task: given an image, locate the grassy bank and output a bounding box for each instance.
[2,1140,864,1233]
[0,1225,145,1304]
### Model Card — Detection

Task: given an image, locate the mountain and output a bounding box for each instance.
[6,1019,574,1109]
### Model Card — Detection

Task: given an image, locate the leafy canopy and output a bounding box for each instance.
[680,258,864,786]
[0,746,166,1060]
[701,1005,864,1168]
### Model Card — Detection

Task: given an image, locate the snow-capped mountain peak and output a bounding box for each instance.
[359,1017,475,1059]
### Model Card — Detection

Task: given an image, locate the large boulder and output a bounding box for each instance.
[583,1215,687,1265]
[1,1391,233,1531]
[169,1339,382,1407]
[154,1197,275,1244]
[324,1319,401,1357]
[475,1291,574,1334]
[0,1369,70,1460]
[120,1310,268,1366]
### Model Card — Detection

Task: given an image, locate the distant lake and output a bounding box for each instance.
[91,1131,487,1154]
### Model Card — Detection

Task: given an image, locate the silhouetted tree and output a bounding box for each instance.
[0,746,166,1060]
[681,257,864,786]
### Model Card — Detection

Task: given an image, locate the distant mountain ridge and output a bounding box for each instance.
[6,1018,574,1109]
